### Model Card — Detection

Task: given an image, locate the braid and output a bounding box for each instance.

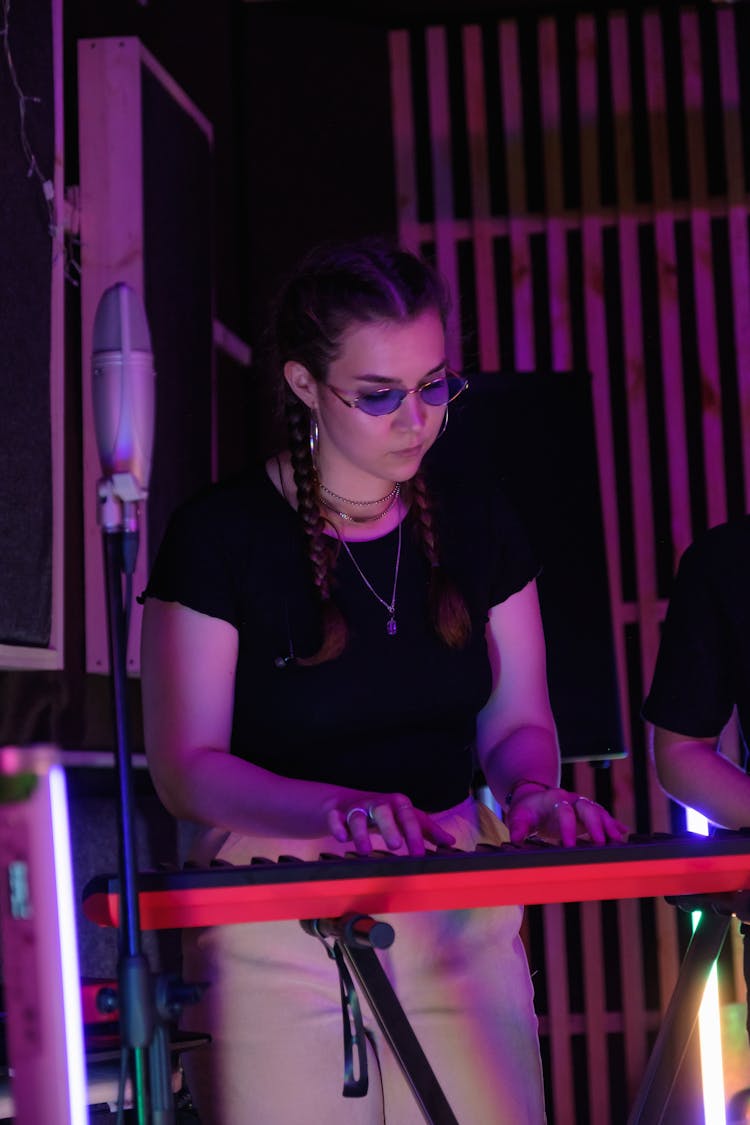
[409,471,472,649]
[284,388,347,663]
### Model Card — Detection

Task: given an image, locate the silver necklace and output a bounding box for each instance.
[321,481,398,507]
[320,485,400,524]
[340,516,402,636]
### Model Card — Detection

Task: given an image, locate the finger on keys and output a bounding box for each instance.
[367,801,404,852]
[407,809,456,854]
[572,796,606,845]
[396,804,427,856]
[506,802,538,845]
[425,817,456,848]
[553,799,578,848]
[345,807,375,855]
[572,796,629,845]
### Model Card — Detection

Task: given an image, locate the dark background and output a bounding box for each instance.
[0,0,634,758]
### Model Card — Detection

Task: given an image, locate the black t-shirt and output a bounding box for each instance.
[642,516,750,746]
[145,465,538,810]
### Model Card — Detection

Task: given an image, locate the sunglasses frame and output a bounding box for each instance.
[323,369,468,417]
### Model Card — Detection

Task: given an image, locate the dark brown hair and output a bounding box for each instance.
[273,238,470,662]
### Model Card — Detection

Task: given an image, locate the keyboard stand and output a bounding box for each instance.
[302,915,460,1125]
[627,891,750,1125]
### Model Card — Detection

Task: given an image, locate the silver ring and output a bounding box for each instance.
[366,803,380,825]
[345,806,369,830]
[574,796,594,810]
[552,799,571,811]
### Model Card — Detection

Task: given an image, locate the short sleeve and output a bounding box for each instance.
[143,488,242,627]
[487,484,541,607]
[642,538,734,737]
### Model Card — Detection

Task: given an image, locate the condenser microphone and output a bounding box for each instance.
[92,283,156,540]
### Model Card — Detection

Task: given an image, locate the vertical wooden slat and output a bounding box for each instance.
[49,0,65,668]
[681,9,728,528]
[388,30,422,257]
[462,25,500,371]
[642,11,694,566]
[610,13,661,825]
[608,13,657,1093]
[575,16,632,768]
[717,8,750,514]
[539,17,573,373]
[542,903,575,1125]
[499,19,535,369]
[78,38,146,675]
[426,27,462,370]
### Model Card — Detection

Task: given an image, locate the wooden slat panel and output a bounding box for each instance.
[643,10,694,566]
[576,15,632,766]
[717,8,750,514]
[388,30,421,256]
[426,27,462,369]
[499,19,535,369]
[609,13,661,822]
[539,17,573,372]
[681,9,728,529]
[462,24,500,371]
[389,8,750,1120]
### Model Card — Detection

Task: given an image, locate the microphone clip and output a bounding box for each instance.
[97,473,146,534]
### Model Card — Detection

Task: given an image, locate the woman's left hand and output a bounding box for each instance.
[505,787,629,847]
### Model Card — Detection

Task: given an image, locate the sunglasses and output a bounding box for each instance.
[323,368,468,417]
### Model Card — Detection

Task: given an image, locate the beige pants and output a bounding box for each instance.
[180,799,547,1124]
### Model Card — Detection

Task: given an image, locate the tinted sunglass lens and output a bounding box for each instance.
[420,379,451,406]
[358,389,405,416]
[446,373,467,400]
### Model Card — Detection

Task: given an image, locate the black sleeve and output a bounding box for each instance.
[642,540,734,737]
[143,488,242,628]
[487,484,541,607]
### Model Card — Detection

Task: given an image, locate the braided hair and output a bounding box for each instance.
[273,238,471,663]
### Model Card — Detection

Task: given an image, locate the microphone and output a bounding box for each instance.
[92,283,156,545]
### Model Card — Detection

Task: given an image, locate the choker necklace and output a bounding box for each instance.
[320,482,398,507]
[340,515,402,635]
[320,485,400,524]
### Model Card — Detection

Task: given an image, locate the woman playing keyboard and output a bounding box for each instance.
[141,238,627,1124]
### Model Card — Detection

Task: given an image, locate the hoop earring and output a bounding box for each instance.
[309,411,319,467]
[438,405,449,438]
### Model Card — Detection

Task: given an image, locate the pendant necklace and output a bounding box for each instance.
[340,514,402,636]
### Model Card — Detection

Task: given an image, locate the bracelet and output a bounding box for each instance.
[504,778,551,809]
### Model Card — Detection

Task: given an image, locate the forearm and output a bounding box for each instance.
[480,723,561,809]
[652,729,750,830]
[155,746,363,839]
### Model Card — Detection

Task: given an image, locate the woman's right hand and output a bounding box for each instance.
[327,793,456,856]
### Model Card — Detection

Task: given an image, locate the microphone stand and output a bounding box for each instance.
[98,475,199,1125]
